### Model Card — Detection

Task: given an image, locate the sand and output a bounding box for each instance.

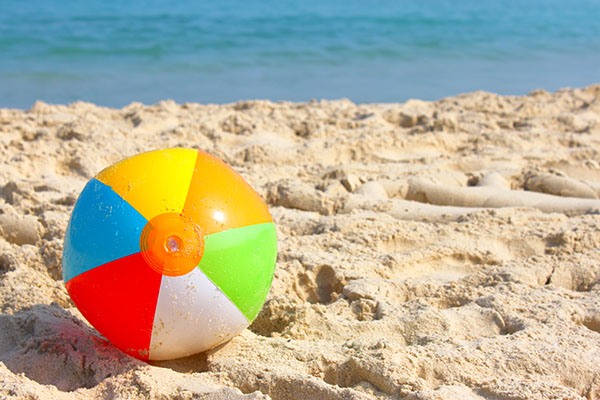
[1,85,600,399]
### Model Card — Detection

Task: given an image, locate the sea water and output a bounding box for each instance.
[1,0,599,108]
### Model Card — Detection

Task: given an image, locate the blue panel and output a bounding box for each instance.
[62,179,148,283]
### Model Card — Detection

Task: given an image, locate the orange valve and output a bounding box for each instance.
[140,212,205,276]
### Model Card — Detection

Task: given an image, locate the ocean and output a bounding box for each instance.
[1,0,599,108]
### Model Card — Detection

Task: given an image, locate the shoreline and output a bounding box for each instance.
[3,83,600,112]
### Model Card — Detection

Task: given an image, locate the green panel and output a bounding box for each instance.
[198,222,277,321]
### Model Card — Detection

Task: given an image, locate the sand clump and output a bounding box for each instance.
[1,85,600,399]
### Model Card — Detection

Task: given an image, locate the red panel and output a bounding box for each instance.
[65,253,162,360]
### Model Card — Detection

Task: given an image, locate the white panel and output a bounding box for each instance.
[148,267,249,360]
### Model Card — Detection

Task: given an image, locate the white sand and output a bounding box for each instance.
[1,86,600,399]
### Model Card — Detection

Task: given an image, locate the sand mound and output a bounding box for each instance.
[1,86,600,399]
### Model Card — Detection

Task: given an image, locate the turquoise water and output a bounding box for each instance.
[1,0,599,108]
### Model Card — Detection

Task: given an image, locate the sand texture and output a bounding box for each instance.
[1,86,600,399]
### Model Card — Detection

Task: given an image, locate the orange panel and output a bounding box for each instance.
[182,151,272,235]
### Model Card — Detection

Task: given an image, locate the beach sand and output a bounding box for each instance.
[1,86,599,399]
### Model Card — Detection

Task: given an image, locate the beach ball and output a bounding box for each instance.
[62,148,277,360]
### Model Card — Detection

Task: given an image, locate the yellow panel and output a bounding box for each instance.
[96,148,198,221]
